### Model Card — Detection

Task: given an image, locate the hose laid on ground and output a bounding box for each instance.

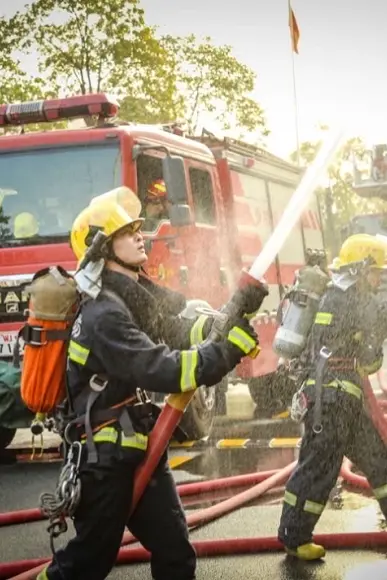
[0,467,281,527]
[4,532,387,579]
[2,378,386,578]
[341,458,370,490]
[3,461,297,579]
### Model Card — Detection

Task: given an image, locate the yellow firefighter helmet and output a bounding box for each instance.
[338,234,386,269]
[14,212,39,238]
[70,199,144,261]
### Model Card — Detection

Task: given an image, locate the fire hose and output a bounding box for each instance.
[11,128,387,578]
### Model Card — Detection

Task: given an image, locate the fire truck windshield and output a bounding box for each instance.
[0,142,121,247]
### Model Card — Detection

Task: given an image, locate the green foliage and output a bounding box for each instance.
[2,3,268,138]
[290,133,387,255]
[160,35,269,136]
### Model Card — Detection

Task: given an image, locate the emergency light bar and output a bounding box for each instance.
[0,93,119,127]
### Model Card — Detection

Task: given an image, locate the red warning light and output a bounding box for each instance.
[0,93,119,127]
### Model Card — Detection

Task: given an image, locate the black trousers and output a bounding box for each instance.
[45,445,196,580]
[278,388,387,549]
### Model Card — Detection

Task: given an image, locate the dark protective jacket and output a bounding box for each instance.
[66,269,245,428]
[306,280,385,386]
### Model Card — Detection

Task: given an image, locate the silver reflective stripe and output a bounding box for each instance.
[68,340,90,366]
[190,315,208,345]
[284,490,297,507]
[373,483,387,500]
[304,499,324,515]
[180,349,198,392]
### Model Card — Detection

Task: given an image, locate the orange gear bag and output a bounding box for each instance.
[16,266,79,415]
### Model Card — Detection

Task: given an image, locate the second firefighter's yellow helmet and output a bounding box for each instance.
[338,234,386,269]
[70,189,144,261]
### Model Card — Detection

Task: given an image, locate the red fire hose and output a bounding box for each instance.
[0,468,281,528]
[2,378,387,579]
[4,532,387,579]
[2,461,296,579]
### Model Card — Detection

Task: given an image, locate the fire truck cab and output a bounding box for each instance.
[0,94,324,447]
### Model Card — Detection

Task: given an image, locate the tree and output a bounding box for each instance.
[0,17,48,105]
[160,34,269,137]
[12,0,180,123]
[290,132,387,256]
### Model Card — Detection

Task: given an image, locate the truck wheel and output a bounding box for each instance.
[248,372,296,417]
[179,383,218,440]
[0,427,16,452]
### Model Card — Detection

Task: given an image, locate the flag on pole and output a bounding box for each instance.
[289,2,300,54]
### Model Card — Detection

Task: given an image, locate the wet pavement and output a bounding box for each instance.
[2,377,387,578]
[1,442,387,579]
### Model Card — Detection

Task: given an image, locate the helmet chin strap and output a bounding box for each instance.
[112,255,141,273]
[104,245,141,273]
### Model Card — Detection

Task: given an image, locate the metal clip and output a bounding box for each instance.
[319,346,332,360]
[89,374,108,393]
[31,433,44,460]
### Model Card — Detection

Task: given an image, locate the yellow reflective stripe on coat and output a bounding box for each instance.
[306,379,362,400]
[37,568,49,580]
[314,312,333,325]
[180,349,198,392]
[284,490,297,507]
[373,483,387,500]
[228,326,256,355]
[190,315,208,345]
[82,426,148,451]
[304,499,325,515]
[68,340,90,366]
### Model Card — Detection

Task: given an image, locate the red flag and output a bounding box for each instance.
[289,3,300,54]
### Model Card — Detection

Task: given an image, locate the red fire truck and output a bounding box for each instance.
[0,93,324,448]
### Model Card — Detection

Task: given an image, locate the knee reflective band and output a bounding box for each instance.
[180,350,198,392]
[304,499,325,515]
[305,379,363,400]
[314,312,333,325]
[190,315,209,345]
[283,490,325,515]
[81,426,148,451]
[227,326,257,355]
[373,483,387,500]
[68,340,90,366]
[284,490,297,507]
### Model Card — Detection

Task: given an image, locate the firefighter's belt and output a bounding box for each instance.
[66,375,151,464]
[312,346,332,434]
[306,378,363,401]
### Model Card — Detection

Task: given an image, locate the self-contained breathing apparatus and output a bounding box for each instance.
[275,247,385,434]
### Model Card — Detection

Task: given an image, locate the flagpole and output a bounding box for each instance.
[288,0,301,167]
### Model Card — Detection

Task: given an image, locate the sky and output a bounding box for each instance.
[2,0,387,160]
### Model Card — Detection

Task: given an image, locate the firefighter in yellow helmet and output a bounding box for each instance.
[41,186,259,580]
[143,179,169,231]
[278,233,387,561]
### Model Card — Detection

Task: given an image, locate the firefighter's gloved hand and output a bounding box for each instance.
[226,318,260,359]
[229,279,269,318]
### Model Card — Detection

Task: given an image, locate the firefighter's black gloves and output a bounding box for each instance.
[225,317,260,359]
[229,281,269,319]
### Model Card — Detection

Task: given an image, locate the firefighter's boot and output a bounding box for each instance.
[285,542,326,560]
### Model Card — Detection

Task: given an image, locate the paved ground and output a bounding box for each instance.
[2,377,387,579]
[1,447,387,579]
